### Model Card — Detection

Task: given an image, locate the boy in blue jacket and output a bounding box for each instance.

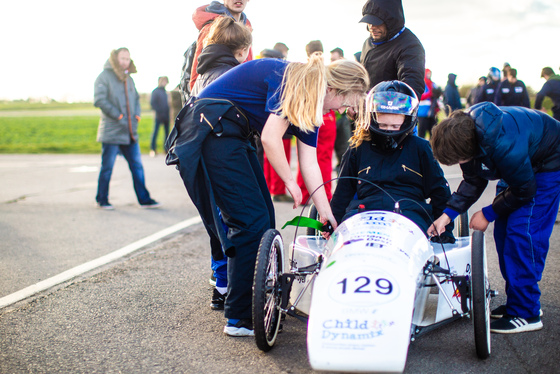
[428,103,560,333]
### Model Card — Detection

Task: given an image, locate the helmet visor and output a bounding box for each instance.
[370,91,418,116]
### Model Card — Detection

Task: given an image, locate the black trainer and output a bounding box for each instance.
[210,288,226,310]
[491,305,543,319]
[490,315,543,334]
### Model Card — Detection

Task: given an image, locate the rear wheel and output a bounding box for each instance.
[253,229,283,352]
[471,230,491,359]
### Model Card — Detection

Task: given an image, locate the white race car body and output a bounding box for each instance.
[288,211,472,373]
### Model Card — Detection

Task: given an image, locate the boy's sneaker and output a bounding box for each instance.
[211,288,226,310]
[490,315,543,334]
[97,202,114,210]
[223,319,254,337]
[491,305,543,319]
[140,200,161,209]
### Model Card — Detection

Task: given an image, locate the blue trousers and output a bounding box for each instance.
[201,132,274,319]
[494,170,560,318]
[150,117,169,152]
[96,142,152,205]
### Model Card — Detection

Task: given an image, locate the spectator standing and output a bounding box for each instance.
[443,73,462,115]
[417,68,439,139]
[535,67,560,121]
[467,76,486,108]
[359,0,426,98]
[149,76,170,157]
[429,103,560,334]
[474,67,500,104]
[94,48,159,210]
[273,42,289,58]
[330,47,344,63]
[496,68,530,107]
[189,1,252,93]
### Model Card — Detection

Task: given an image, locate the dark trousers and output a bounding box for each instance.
[201,132,274,319]
[494,171,560,318]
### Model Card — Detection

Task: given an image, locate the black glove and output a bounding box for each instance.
[430,235,456,244]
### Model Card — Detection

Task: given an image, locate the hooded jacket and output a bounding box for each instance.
[94,50,141,144]
[443,73,462,112]
[189,1,253,90]
[445,102,560,221]
[191,43,240,97]
[360,0,425,98]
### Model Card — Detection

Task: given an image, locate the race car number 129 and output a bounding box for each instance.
[328,269,399,306]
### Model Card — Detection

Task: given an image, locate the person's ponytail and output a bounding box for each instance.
[276,53,326,132]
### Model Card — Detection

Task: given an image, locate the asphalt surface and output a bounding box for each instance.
[1,154,559,373]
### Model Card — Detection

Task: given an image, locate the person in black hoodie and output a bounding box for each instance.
[191,16,252,97]
[359,0,426,99]
[190,16,252,311]
[443,73,462,115]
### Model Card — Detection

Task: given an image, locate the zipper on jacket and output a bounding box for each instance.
[200,113,213,129]
[358,166,371,175]
[402,164,422,177]
[195,97,249,124]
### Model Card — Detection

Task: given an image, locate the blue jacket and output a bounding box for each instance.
[443,74,462,112]
[535,75,560,121]
[150,87,169,122]
[495,79,530,108]
[445,102,560,221]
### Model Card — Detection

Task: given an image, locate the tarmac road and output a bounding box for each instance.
[0,154,559,373]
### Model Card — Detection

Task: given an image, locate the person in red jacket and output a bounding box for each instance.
[190,1,253,92]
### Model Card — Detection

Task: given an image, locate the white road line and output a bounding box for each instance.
[0,216,202,309]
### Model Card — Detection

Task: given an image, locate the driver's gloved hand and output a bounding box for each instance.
[430,234,456,244]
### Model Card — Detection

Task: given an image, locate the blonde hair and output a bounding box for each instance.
[277,54,369,132]
[204,16,252,52]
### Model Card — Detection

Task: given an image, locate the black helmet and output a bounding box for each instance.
[366,80,419,150]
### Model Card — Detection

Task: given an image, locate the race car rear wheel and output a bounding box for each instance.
[306,205,320,236]
[252,229,283,352]
[471,230,491,359]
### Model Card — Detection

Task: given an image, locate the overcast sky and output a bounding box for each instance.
[1,0,558,102]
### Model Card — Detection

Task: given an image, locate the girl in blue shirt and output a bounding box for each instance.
[167,55,369,336]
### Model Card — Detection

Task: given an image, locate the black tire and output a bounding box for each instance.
[471,230,491,359]
[306,205,320,236]
[252,229,283,352]
[457,212,470,238]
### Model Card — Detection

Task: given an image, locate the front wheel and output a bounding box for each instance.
[252,229,283,352]
[306,205,320,236]
[471,230,491,359]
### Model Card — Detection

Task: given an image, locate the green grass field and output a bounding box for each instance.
[0,113,157,154]
[0,97,556,154]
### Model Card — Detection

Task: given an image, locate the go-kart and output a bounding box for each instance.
[252,197,494,372]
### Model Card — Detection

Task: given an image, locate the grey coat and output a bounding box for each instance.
[94,59,141,144]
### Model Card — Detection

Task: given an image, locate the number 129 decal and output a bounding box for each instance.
[328,269,399,306]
